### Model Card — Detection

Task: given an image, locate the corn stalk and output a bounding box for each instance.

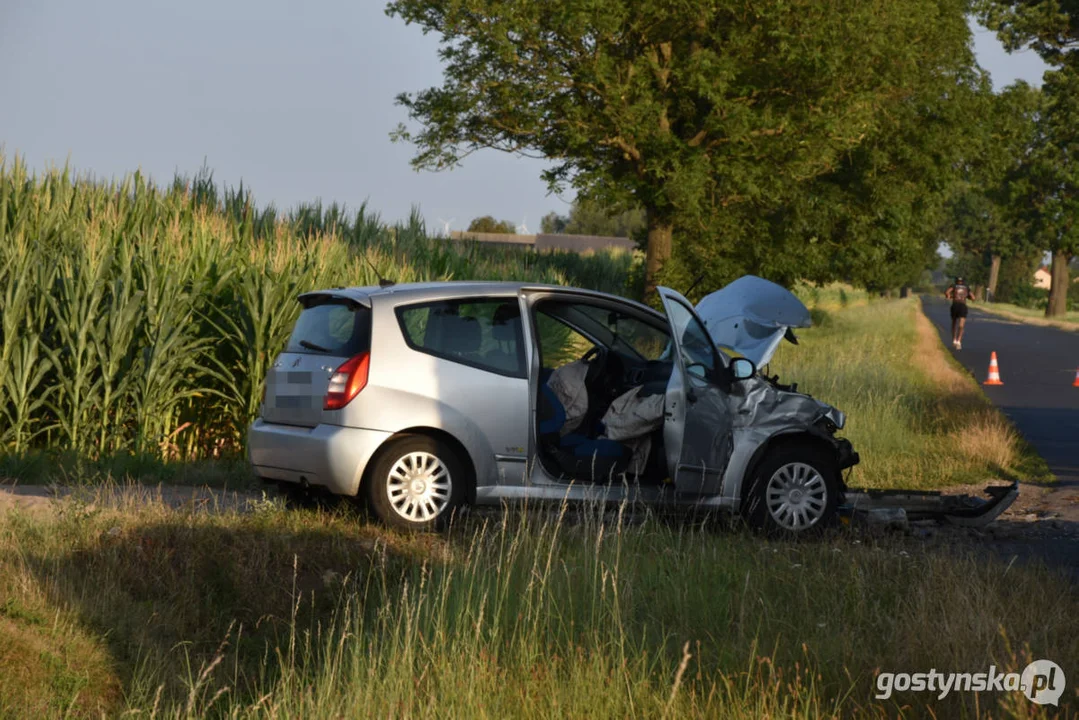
[0,235,58,452]
[43,236,110,454]
[0,151,634,462]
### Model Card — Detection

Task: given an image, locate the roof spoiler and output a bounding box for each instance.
[296,289,372,310]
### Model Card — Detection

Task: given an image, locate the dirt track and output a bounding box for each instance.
[2,480,1076,582]
[0,483,266,520]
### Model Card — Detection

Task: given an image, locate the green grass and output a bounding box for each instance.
[0,297,1072,718]
[0,495,1076,719]
[977,301,1079,328]
[793,281,872,312]
[767,299,1050,489]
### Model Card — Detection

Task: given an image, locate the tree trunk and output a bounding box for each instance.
[644,209,673,300]
[987,254,1001,302]
[1046,250,1071,317]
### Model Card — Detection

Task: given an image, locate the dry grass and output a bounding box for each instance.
[768,298,1050,490]
[0,296,1073,718]
[975,302,1079,332]
[0,490,1076,718]
[0,606,120,717]
[913,305,1021,473]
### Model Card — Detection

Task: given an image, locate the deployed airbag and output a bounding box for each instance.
[546,359,590,434]
[601,386,665,475]
[601,386,664,442]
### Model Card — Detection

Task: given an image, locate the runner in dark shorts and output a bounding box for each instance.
[944,276,974,350]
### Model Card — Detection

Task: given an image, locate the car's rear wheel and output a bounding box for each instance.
[366,435,466,531]
[744,443,839,536]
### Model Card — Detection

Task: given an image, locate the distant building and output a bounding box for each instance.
[1034,266,1052,289]
[449,231,636,253]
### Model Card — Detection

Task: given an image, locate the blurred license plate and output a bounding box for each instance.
[274,395,313,409]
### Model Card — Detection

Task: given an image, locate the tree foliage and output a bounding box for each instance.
[684,62,988,294]
[1015,65,1079,314]
[387,0,978,296]
[540,199,645,239]
[467,215,517,234]
[978,0,1079,314]
[937,80,1042,297]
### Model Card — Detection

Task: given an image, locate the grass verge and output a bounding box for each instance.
[0,295,1069,718]
[973,302,1079,332]
[767,298,1051,489]
[0,495,1076,718]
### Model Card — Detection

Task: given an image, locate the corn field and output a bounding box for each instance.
[0,154,637,461]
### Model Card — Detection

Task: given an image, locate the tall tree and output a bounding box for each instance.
[940,81,1042,300]
[978,0,1079,315]
[1015,66,1079,315]
[387,0,976,296]
[737,63,986,294]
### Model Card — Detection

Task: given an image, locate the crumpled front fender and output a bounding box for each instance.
[722,376,859,506]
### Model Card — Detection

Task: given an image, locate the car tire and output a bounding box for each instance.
[365,435,467,532]
[743,442,839,537]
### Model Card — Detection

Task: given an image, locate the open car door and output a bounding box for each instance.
[657,287,734,496]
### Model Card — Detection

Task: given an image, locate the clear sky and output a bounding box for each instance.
[0,2,1050,235]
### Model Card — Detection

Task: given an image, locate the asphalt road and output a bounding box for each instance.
[921,296,1079,578]
[921,295,1079,488]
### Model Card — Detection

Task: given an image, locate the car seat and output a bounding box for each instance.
[537,368,632,482]
[428,309,482,363]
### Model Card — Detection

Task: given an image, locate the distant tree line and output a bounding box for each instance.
[540,200,646,240]
[466,216,518,234]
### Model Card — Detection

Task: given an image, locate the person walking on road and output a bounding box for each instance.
[945,276,975,349]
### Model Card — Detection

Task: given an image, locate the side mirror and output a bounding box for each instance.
[730,357,756,381]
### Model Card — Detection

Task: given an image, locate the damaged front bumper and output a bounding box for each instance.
[840,481,1019,529]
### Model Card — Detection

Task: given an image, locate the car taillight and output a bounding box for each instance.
[324,353,370,410]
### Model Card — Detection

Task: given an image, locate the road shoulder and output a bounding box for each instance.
[974,302,1079,333]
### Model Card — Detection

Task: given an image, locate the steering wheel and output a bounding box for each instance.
[583,345,625,403]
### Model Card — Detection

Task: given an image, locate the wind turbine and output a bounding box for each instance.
[437,217,455,235]
[516,215,529,234]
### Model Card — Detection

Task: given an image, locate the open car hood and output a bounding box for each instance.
[694,276,812,366]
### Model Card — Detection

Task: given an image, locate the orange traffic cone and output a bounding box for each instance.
[984,352,1003,386]
[1072,368,1079,387]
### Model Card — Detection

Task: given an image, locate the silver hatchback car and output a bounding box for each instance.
[248,277,858,533]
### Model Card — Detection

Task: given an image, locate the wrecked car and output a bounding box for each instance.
[248,277,1016,532]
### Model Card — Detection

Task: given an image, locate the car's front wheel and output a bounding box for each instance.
[744,443,840,536]
[366,435,466,531]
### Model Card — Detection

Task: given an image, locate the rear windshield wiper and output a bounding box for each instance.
[299,340,331,353]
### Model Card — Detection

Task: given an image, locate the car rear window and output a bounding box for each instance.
[286,299,371,357]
